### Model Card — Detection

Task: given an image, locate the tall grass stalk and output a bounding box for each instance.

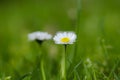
[74,0,81,61]
[68,0,81,78]
[72,0,81,66]
[75,0,81,36]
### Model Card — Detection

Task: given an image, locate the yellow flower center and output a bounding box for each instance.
[61,37,70,43]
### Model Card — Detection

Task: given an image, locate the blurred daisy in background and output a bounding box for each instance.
[28,31,52,44]
[28,31,52,41]
[53,32,77,44]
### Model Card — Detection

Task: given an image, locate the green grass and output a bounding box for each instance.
[0,0,120,80]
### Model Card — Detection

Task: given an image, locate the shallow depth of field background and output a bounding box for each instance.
[0,0,120,80]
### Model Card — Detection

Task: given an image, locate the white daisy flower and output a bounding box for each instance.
[53,32,77,44]
[28,31,52,41]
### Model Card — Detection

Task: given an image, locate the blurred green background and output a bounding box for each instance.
[0,0,120,79]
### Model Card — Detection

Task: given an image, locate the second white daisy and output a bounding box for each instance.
[53,32,77,44]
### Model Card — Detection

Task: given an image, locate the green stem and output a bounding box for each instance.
[41,59,46,80]
[38,43,46,80]
[61,45,67,80]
